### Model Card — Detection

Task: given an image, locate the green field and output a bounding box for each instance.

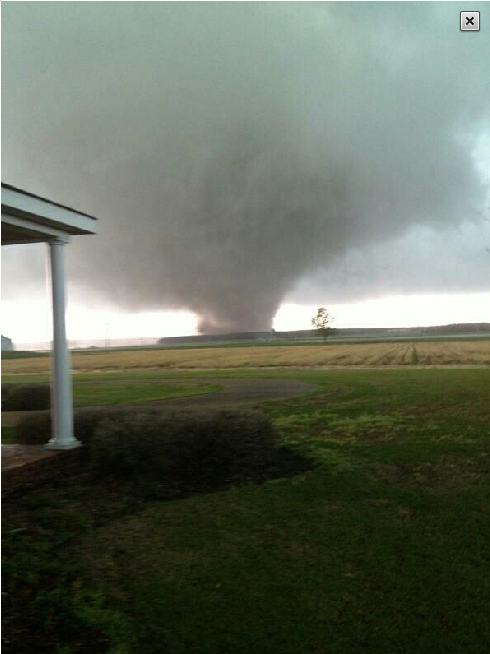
[2,368,490,653]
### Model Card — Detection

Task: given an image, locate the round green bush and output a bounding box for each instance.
[2,383,51,411]
[16,406,144,445]
[90,409,278,487]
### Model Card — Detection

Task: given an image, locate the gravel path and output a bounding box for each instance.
[134,378,317,408]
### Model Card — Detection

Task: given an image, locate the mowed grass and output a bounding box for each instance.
[2,340,490,374]
[2,368,490,654]
[72,380,220,408]
[1,378,220,409]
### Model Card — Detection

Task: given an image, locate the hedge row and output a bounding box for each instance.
[16,407,280,494]
[2,384,51,411]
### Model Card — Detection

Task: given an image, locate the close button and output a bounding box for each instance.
[460,11,480,31]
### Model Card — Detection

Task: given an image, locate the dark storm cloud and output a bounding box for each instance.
[2,2,489,331]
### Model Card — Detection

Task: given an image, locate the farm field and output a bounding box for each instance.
[2,367,490,653]
[2,339,490,374]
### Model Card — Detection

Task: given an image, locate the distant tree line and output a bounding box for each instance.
[421,323,490,335]
[157,322,490,345]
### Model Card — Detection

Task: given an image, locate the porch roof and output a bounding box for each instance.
[1,183,98,245]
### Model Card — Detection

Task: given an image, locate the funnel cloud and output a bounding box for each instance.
[2,3,489,332]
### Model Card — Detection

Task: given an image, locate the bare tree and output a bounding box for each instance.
[311,307,334,344]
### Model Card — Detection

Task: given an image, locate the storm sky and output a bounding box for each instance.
[2,2,489,336]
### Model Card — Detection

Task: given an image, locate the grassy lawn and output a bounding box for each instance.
[72,380,221,408]
[2,377,220,406]
[2,368,490,653]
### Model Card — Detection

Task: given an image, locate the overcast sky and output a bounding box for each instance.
[2,2,489,342]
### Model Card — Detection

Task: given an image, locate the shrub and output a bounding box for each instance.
[15,411,52,444]
[74,407,134,444]
[2,383,51,411]
[91,409,278,488]
[2,384,15,410]
[16,406,153,445]
[17,407,279,492]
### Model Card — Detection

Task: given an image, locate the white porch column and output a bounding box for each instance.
[45,237,81,450]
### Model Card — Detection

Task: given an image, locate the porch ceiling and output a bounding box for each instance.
[1,220,54,245]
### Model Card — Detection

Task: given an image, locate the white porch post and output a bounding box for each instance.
[45,237,81,450]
